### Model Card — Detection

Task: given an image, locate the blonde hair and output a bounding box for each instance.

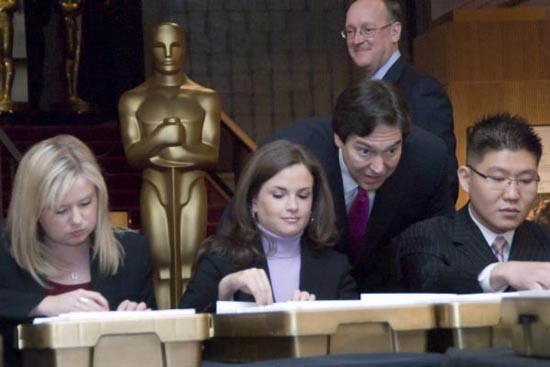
[6,134,124,286]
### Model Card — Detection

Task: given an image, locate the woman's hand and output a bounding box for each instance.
[29,289,109,317]
[289,290,316,302]
[116,300,149,311]
[218,268,274,306]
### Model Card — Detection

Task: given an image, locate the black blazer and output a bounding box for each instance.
[264,117,455,292]
[384,55,458,202]
[0,230,156,367]
[397,205,550,293]
[179,239,358,313]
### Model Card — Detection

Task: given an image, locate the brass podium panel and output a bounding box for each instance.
[501,292,550,358]
[17,313,210,367]
[205,304,436,362]
[436,301,511,350]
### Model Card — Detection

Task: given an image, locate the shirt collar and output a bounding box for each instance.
[371,50,401,80]
[468,204,514,248]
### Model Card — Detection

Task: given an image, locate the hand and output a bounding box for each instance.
[218,268,274,306]
[116,300,149,311]
[490,261,550,290]
[30,289,109,317]
[154,119,185,145]
[289,290,316,302]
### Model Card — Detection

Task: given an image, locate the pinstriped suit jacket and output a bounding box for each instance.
[397,205,550,293]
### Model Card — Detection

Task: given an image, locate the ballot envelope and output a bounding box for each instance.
[17,310,209,367]
[204,299,437,362]
[501,290,550,357]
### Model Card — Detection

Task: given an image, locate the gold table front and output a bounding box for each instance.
[435,301,511,350]
[17,313,210,367]
[501,295,550,358]
[206,304,437,362]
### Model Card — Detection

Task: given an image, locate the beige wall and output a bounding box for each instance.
[431,0,550,21]
[415,8,550,208]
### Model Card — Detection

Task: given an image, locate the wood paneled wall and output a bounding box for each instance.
[414,8,550,207]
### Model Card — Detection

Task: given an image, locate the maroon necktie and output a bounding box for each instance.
[348,188,369,263]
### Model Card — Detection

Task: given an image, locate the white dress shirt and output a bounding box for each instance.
[469,205,514,292]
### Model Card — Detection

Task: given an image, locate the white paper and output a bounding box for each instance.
[360,293,456,305]
[361,292,508,305]
[216,300,379,314]
[215,292,515,314]
[505,289,550,299]
[216,299,435,314]
[33,308,196,325]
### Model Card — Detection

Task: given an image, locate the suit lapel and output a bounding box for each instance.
[510,224,534,260]
[299,243,321,293]
[358,171,403,258]
[452,206,497,266]
[382,56,406,84]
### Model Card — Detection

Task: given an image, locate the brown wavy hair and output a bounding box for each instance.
[196,139,338,270]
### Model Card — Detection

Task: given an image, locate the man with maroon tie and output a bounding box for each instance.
[265,79,455,291]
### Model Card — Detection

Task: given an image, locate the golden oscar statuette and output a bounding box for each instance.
[0,0,22,114]
[57,0,92,113]
[119,22,221,308]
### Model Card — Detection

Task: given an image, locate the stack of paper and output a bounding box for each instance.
[33,308,196,324]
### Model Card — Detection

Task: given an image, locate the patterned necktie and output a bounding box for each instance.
[491,236,508,262]
[348,188,369,263]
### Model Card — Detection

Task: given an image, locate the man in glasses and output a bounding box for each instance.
[343,0,458,201]
[398,113,550,293]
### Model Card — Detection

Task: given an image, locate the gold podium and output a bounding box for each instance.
[205,301,437,362]
[17,312,210,367]
[435,299,511,350]
[501,291,550,357]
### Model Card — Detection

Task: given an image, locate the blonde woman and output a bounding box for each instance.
[0,135,155,366]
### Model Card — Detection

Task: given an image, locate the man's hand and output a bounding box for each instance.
[490,261,550,290]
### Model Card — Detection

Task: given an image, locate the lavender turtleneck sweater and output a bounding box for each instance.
[258,224,302,302]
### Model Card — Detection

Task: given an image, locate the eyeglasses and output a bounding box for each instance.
[467,165,540,191]
[340,23,394,40]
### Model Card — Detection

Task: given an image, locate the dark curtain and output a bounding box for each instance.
[79,0,145,118]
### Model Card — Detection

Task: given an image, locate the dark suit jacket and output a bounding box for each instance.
[397,205,550,293]
[264,117,455,292]
[179,239,358,313]
[0,230,156,367]
[384,55,458,202]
